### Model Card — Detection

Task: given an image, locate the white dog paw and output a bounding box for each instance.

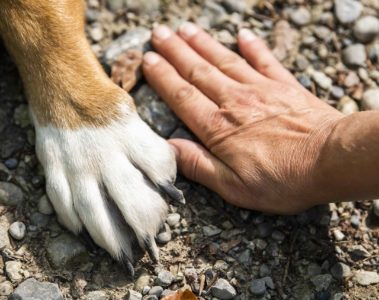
[32,105,183,272]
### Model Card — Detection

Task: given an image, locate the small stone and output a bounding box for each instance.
[373,199,379,217]
[362,89,379,111]
[342,44,367,67]
[259,264,271,277]
[257,222,272,238]
[238,249,251,265]
[290,7,311,26]
[38,195,54,215]
[350,215,360,228]
[354,16,379,43]
[85,291,108,300]
[0,182,23,206]
[354,271,379,286]
[331,86,345,99]
[202,225,222,237]
[337,96,359,115]
[211,278,237,300]
[156,270,174,287]
[46,233,88,268]
[9,278,63,300]
[143,296,158,300]
[148,286,163,297]
[89,25,103,42]
[295,55,309,71]
[161,290,175,297]
[5,261,23,283]
[30,212,49,228]
[166,213,180,227]
[0,281,13,296]
[125,290,142,300]
[203,1,227,27]
[334,0,362,24]
[333,229,345,241]
[344,71,360,87]
[310,274,333,292]
[4,158,18,170]
[13,105,30,128]
[222,0,246,13]
[184,268,198,283]
[311,71,332,90]
[271,230,285,242]
[349,245,370,260]
[331,262,351,280]
[298,74,312,89]
[307,263,321,277]
[249,278,266,296]
[134,273,150,292]
[263,277,275,289]
[9,221,26,240]
[156,230,172,244]
[125,0,160,16]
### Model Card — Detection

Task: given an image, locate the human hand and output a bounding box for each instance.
[142,23,345,214]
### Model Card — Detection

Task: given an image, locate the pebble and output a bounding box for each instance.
[337,96,359,115]
[350,215,360,227]
[298,74,312,89]
[103,27,151,66]
[85,291,108,300]
[310,274,333,292]
[290,7,311,26]
[349,245,370,260]
[13,105,30,128]
[334,0,362,24]
[331,86,345,99]
[9,221,26,240]
[373,199,379,217]
[125,0,160,16]
[331,262,351,280]
[30,212,50,228]
[344,71,360,87]
[4,158,18,170]
[0,281,13,296]
[202,225,222,237]
[156,270,174,287]
[249,278,266,296]
[333,229,345,241]
[148,286,163,297]
[342,44,367,67]
[46,233,88,268]
[5,261,23,283]
[263,277,275,289]
[184,268,198,283]
[260,264,271,277]
[0,182,24,206]
[211,278,237,300]
[38,195,54,215]
[203,1,227,27]
[9,278,63,300]
[125,290,142,300]
[222,0,246,13]
[362,89,379,111]
[257,222,272,238]
[156,224,172,244]
[238,249,251,265]
[143,296,158,300]
[166,213,180,227]
[354,270,379,286]
[353,16,379,43]
[311,70,333,90]
[271,230,285,242]
[89,24,103,42]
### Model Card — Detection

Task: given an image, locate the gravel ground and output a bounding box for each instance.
[1,0,379,299]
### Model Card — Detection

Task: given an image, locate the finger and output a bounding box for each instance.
[143,51,221,143]
[151,25,238,104]
[238,29,303,88]
[169,139,239,202]
[178,22,266,84]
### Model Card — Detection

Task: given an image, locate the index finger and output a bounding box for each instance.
[143,51,222,144]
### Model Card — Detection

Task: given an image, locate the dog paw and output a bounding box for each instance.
[32,104,184,271]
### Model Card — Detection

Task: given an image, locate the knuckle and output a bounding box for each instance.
[174,84,197,104]
[188,63,215,84]
[217,54,243,72]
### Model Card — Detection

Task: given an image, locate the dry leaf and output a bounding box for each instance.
[161,289,198,300]
[111,49,143,92]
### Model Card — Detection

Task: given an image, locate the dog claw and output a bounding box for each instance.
[145,236,159,263]
[159,183,185,204]
[122,255,135,278]
[78,229,98,253]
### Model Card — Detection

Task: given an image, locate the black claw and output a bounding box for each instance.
[122,255,135,278]
[79,229,98,253]
[159,182,186,204]
[144,237,159,263]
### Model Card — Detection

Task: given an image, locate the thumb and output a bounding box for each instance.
[169,138,230,195]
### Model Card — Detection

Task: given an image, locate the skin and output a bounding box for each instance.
[142,23,379,214]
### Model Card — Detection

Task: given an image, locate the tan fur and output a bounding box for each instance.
[0,0,134,128]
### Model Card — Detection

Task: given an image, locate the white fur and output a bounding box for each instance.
[31,105,177,261]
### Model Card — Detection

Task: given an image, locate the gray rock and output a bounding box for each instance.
[362,89,379,111]
[103,27,151,65]
[166,213,180,227]
[350,215,360,227]
[331,262,351,280]
[46,233,88,268]
[263,277,275,289]
[9,278,63,300]
[0,217,11,249]
[354,270,379,286]
[307,263,321,277]
[354,16,379,43]
[89,25,103,42]
[203,1,227,27]
[211,278,237,300]
[249,278,266,296]
[38,195,54,215]
[134,85,178,138]
[5,261,23,283]
[311,70,333,90]
[148,286,163,297]
[259,264,271,277]
[333,229,345,241]
[342,44,367,67]
[184,268,198,283]
[202,225,222,237]
[0,281,13,296]
[0,182,23,206]
[143,296,158,300]
[290,7,311,26]
[13,105,30,128]
[310,274,333,292]
[373,199,379,217]
[271,230,285,242]
[156,224,172,244]
[257,222,272,238]
[349,245,370,260]
[126,0,160,15]
[30,212,50,228]
[298,74,312,89]
[334,0,362,24]
[337,96,359,115]
[134,273,150,292]
[161,290,175,297]
[331,86,345,99]
[9,221,26,240]
[156,270,174,287]
[85,291,108,300]
[106,0,125,12]
[238,249,251,265]
[222,0,246,13]
[125,290,142,300]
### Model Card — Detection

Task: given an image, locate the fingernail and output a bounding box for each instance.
[154,25,172,40]
[179,22,198,39]
[143,52,160,65]
[239,28,257,42]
